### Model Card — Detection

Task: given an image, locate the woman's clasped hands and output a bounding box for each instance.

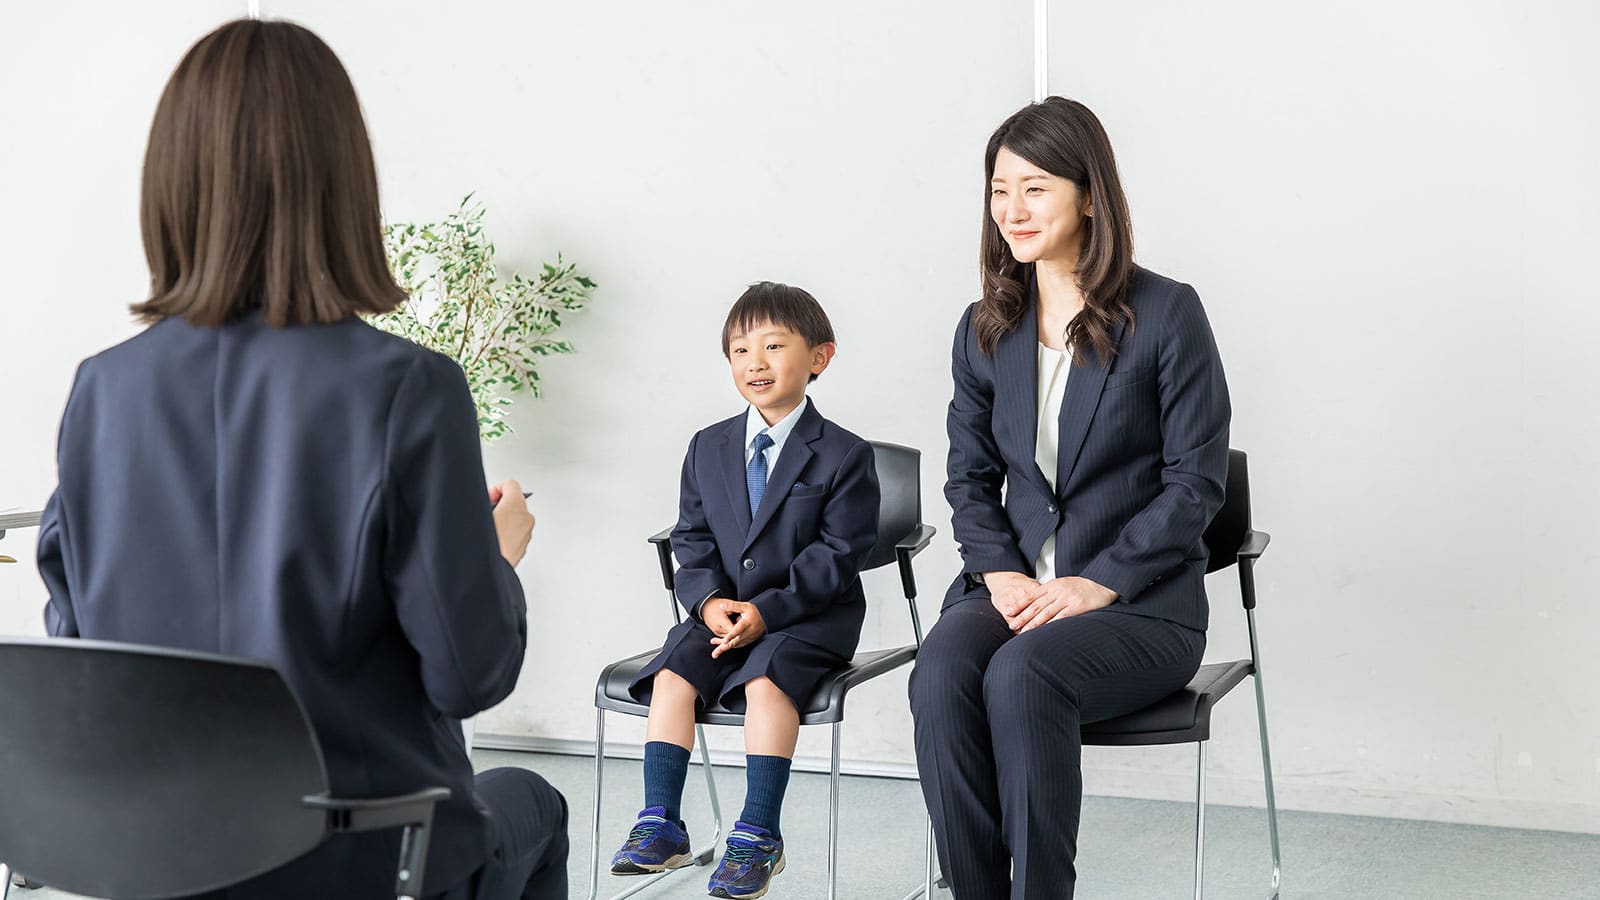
[984,571,1118,634]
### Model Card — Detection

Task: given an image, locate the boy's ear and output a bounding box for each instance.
[810,342,837,377]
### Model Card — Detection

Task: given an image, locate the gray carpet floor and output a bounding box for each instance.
[17,748,1599,899]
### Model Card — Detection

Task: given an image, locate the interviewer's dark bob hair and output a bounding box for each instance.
[131,19,405,328]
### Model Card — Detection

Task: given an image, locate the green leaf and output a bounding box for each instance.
[366,194,596,441]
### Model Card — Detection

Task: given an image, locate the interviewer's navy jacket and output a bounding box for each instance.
[37,311,526,896]
[671,401,879,658]
[944,267,1231,631]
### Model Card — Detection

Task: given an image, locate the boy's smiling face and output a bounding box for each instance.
[726,319,835,426]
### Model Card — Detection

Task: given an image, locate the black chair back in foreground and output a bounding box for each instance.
[0,638,448,900]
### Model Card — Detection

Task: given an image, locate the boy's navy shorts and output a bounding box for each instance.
[627,618,850,713]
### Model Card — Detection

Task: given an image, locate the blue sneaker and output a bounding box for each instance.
[610,807,693,875]
[706,822,785,899]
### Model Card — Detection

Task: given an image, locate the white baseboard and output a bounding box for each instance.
[474,732,1600,835]
[1077,762,1600,835]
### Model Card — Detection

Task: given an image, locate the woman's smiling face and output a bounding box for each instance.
[989,146,1090,266]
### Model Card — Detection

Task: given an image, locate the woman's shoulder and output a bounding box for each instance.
[950,299,982,347]
[1128,266,1193,303]
[1127,266,1206,323]
[77,314,195,371]
[956,299,980,328]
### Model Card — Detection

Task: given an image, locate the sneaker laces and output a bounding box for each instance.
[722,831,768,863]
[627,816,671,845]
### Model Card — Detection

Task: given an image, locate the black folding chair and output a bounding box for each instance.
[0,638,450,900]
[1077,448,1282,899]
[587,440,937,900]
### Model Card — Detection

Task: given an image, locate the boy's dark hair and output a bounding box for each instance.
[721,282,836,382]
[132,19,406,328]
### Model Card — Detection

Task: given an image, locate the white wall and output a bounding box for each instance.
[0,0,1027,788]
[288,0,1032,771]
[2,0,1595,836]
[1,3,246,622]
[1052,0,1600,833]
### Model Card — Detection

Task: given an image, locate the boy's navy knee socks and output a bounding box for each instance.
[739,754,793,837]
[643,740,692,822]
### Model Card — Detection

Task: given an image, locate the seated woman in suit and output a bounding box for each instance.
[36,19,566,900]
[908,97,1231,900]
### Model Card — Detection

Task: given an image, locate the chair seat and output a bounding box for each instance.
[596,645,918,727]
[1081,659,1253,746]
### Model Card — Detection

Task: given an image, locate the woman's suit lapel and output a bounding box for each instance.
[993,301,1054,499]
[1054,317,1126,495]
[995,284,1129,501]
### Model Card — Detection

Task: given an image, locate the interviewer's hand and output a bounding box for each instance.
[984,571,1045,627]
[1012,576,1118,633]
[709,600,766,659]
[489,479,534,566]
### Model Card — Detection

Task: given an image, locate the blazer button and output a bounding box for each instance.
[1047,504,1058,514]
[742,559,756,570]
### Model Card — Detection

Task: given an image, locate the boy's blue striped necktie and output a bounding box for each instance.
[747,430,774,516]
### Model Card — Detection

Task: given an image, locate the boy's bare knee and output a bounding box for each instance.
[654,667,695,696]
[743,677,790,706]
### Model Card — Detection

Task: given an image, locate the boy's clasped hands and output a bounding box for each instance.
[703,599,767,658]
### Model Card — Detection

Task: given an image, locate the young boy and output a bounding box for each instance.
[611,281,880,898]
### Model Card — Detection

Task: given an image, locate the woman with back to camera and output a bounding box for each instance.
[908,97,1231,899]
[36,19,567,900]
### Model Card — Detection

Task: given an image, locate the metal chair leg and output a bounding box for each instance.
[693,723,725,865]
[587,709,607,900]
[897,814,937,900]
[1194,741,1207,900]
[1247,609,1283,900]
[827,722,842,900]
[0,862,11,900]
[589,719,726,900]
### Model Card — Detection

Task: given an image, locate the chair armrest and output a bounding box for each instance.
[894,523,936,600]
[1239,530,1271,560]
[304,787,451,896]
[647,526,675,592]
[302,786,451,833]
[1236,531,1270,610]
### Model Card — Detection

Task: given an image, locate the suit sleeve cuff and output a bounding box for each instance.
[691,590,717,622]
[750,592,795,634]
[961,552,1033,579]
[1079,557,1141,603]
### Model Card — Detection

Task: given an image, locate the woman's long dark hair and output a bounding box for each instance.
[976,97,1135,361]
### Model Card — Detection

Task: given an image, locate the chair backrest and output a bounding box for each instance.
[862,441,921,571]
[0,638,331,898]
[1202,449,1251,574]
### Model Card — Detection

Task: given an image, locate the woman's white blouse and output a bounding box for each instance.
[1033,342,1071,582]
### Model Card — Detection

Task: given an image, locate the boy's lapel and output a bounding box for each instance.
[1054,316,1127,495]
[719,416,753,534]
[742,402,822,551]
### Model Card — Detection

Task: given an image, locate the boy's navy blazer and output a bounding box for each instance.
[945,267,1231,631]
[671,401,880,660]
[37,313,527,895]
